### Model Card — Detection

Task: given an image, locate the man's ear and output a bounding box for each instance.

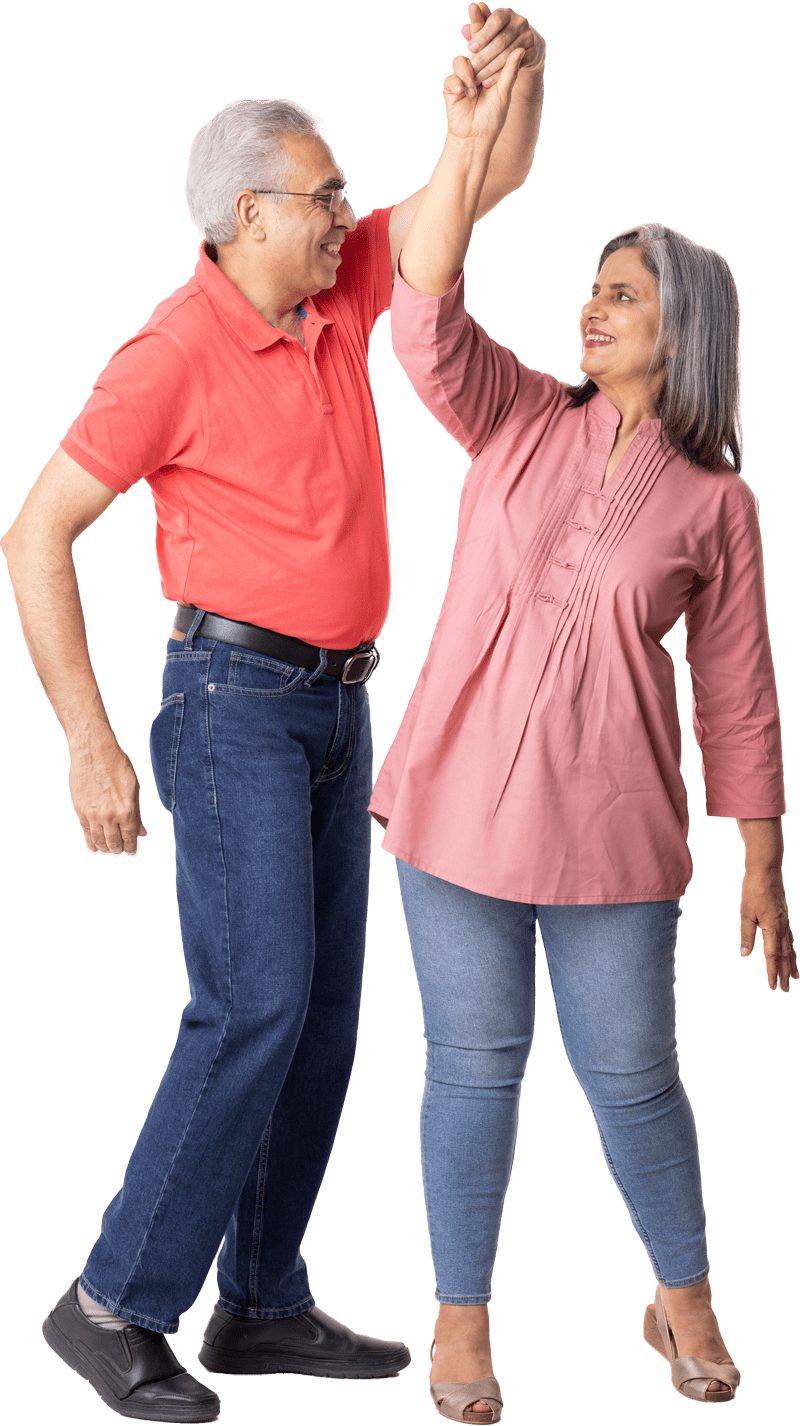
[232,190,269,243]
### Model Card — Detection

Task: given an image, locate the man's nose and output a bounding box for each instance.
[338,200,357,233]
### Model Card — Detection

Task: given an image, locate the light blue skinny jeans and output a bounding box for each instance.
[396,860,709,1300]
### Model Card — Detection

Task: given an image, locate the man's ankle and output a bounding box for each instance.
[77,1281,128,1331]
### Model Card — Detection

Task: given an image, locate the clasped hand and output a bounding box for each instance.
[446,4,543,141]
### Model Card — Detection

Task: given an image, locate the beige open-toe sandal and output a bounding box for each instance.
[644,1284,740,1403]
[430,1341,503,1423]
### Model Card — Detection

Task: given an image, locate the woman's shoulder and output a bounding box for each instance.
[656,438,754,507]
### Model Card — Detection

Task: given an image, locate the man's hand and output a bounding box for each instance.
[69,736,146,855]
[445,47,525,143]
[462,4,545,88]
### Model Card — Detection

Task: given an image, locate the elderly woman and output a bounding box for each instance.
[369,44,795,1423]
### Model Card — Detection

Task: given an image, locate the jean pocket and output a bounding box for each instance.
[150,692,185,811]
[224,650,306,696]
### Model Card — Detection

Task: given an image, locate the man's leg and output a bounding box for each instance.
[216,679,372,1315]
[200,678,410,1378]
[79,637,342,1331]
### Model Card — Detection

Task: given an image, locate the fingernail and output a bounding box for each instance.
[469,41,479,51]
[740,946,748,955]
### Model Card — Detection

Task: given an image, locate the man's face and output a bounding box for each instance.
[259,134,356,297]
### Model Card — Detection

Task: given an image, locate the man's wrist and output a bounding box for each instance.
[65,705,117,756]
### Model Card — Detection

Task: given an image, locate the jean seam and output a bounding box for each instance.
[247,1120,273,1312]
[168,694,184,810]
[78,1275,178,1334]
[313,684,357,788]
[593,1118,664,1279]
[219,1293,315,1321]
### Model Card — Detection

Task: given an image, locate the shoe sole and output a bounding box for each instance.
[42,1314,220,1422]
[198,1341,411,1379]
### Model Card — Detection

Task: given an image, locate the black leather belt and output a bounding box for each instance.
[172,605,379,685]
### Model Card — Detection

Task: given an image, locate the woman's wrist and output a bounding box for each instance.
[737,816,784,871]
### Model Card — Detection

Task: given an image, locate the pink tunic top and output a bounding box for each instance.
[369,273,785,904]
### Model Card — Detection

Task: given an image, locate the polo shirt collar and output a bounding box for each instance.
[194,243,328,352]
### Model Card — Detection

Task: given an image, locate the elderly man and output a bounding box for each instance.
[3,8,544,1421]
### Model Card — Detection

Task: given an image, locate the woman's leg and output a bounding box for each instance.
[397,860,537,1301]
[538,900,733,1388]
[536,899,706,1286]
[396,860,536,1409]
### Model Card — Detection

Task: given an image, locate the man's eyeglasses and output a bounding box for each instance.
[253,188,351,215]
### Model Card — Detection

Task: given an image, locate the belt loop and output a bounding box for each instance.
[304,647,328,686]
[183,607,206,651]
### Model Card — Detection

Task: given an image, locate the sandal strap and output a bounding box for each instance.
[671,1356,741,1393]
[430,1376,503,1420]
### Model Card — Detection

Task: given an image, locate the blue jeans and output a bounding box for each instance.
[397,861,709,1299]
[80,627,372,1333]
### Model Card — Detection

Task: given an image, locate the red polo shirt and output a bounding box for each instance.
[62,208,393,647]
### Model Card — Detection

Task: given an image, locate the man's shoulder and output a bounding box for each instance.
[137,271,209,343]
[114,270,229,386]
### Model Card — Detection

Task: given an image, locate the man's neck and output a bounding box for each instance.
[213,244,308,334]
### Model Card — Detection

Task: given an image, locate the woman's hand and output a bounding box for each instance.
[737,818,797,990]
[444,46,526,144]
[462,5,545,87]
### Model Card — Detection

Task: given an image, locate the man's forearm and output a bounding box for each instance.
[478,55,544,215]
[3,529,114,750]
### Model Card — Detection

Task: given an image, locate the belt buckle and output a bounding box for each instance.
[341,646,379,685]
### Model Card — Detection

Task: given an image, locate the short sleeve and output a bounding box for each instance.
[61,331,206,494]
[685,499,785,817]
[329,207,393,339]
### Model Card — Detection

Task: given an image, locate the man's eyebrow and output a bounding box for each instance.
[314,176,346,194]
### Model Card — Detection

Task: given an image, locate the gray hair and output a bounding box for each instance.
[186,99,321,247]
[566,223,741,473]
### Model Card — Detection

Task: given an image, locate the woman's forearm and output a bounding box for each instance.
[398,134,496,297]
[737,816,784,869]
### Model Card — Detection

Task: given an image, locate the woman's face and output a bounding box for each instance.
[579,246,663,403]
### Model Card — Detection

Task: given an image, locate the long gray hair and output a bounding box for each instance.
[566,223,742,473]
[186,99,320,247]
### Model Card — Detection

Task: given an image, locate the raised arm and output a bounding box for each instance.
[463,4,545,212]
[397,41,527,295]
[388,6,543,274]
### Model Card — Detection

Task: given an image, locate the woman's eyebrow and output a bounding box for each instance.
[591,280,639,295]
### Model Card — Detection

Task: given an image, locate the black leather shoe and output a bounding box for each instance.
[199,1302,411,1379]
[42,1281,220,1421]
